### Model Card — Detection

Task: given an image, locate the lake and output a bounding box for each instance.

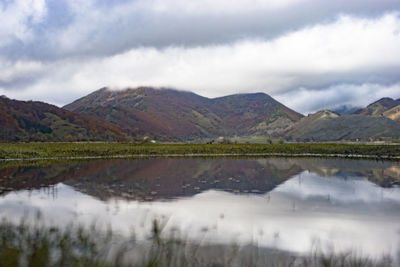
[0,157,399,263]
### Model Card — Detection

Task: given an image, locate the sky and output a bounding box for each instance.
[0,0,400,114]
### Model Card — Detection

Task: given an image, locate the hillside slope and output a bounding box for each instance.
[0,96,128,142]
[211,93,302,136]
[64,87,303,140]
[285,111,400,142]
[383,105,400,122]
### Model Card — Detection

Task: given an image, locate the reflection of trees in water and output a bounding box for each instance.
[0,158,399,200]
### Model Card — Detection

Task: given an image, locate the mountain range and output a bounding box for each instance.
[1,87,399,142]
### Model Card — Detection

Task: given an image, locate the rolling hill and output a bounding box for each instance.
[64,87,303,140]
[0,96,128,142]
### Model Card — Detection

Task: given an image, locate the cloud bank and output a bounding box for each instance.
[0,0,399,113]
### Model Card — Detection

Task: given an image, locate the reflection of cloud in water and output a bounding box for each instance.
[0,173,399,261]
[275,171,400,203]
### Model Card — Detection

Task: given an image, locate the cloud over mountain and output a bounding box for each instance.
[0,0,399,112]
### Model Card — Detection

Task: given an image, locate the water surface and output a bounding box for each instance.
[0,157,399,261]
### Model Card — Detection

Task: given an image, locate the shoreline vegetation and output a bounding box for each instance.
[0,143,400,161]
[0,219,395,267]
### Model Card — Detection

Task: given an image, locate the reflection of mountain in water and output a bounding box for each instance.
[63,158,302,200]
[0,158,399,201]
[289,158,400,187]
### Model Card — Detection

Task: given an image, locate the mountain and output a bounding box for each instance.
[64,87,303,140]
[353,97,400,117]
[284,111,400,142]
[284,110,339,139]
[0,96,128,142]
[211,93,303,136]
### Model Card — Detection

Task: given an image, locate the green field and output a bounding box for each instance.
[0,142,399,160]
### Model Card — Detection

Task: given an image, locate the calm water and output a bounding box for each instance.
[0,157,399,260]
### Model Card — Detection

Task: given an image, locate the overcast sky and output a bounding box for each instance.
[1,0,400,114]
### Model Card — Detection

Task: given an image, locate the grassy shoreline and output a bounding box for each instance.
[0,143,400,160]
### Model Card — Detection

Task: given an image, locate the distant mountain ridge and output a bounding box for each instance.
[1,87,399,142]
[64,87,303,140]
[281,96,400,142]
[353,97,400,117]
[284,110,400,142]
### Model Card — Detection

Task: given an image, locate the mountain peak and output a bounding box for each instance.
[309,110,339,119]
[214,92,271,100]
[64,86,303,139]
[353,97,400,116]
[370,97,395,105]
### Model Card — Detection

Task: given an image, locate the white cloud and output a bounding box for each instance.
[0,59,44,82]
[149,0,303,14]
[2,0,399,61]
[0,0,47,47]
[1,10,400,111]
